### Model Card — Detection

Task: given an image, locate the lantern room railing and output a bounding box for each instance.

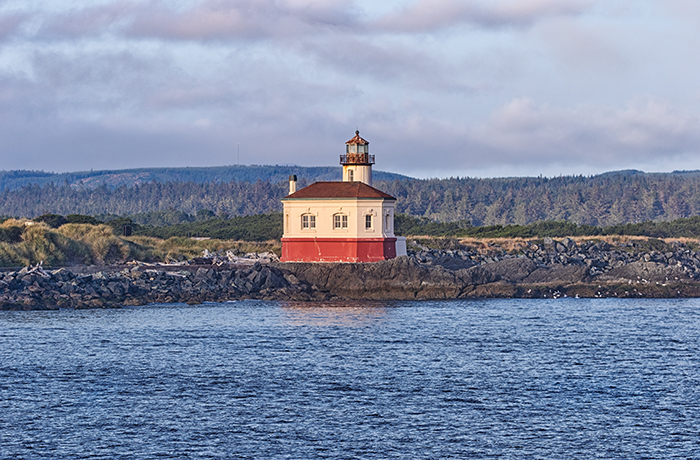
[340,153,375,165]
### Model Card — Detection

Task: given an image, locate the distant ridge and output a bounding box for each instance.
[0,165,411,192]
[596,169,645,177]
[670,170,700,177]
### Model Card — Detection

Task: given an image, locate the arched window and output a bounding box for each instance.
[333,213,348,229]
[301,214,316,229]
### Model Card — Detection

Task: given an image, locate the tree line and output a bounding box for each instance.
[3,171,700,226]
[15,211,700,241]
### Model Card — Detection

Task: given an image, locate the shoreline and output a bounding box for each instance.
[3,252,700,310]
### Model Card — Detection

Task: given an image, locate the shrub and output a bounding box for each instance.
[104,217,141,237]
[66,214,102,225]
[0,224,22,243]
[33,214,67,228]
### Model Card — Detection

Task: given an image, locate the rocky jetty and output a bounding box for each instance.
[4,237,700,310]
[279,237,700,300]
[409,237,700,284]
[0,262,317,311]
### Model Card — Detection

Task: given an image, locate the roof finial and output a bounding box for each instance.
[355,129,359,135]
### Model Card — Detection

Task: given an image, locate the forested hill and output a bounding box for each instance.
[4,169,700,226]
[0,165,409,191]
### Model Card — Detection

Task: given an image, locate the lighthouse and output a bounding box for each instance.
[281,131,405,262]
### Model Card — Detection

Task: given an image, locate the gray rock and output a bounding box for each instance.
[278,257,461,300]
[430,256,477,271]
[523,265,590,284]
[563,237,577,251]
[194,268,214,282]
[480,258,538,283]
[598,261,693,283]
[455,266,500,285]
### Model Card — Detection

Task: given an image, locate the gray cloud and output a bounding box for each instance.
[340,96,700,178]
[0,12,26,39]
[37,2,136,39]
[465,98,700,169]
[374,0,594,33]
[0,0,698,179]
[29,0,593,43]
[0,39,364,171]
[34,0,359,41]
[6,0,564,94]
[298,34,477,93]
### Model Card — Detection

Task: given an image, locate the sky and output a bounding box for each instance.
[0,0,699,179]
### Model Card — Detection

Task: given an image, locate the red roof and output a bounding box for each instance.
[284,181,395,200]
[346,130,369,145]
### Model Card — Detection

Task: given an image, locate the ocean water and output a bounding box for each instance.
[1,299,700,459]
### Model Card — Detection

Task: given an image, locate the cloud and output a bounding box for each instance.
[26,49,171,117]
[665,0,700,19]
[2,0,699,180]
[0,41,363,170]
[36,0,359,41]
[374,0,593,33]
[127,1,275,41]
[0,12,27,40]
[38,2,136,39]
[344,97,700,179]
[18,0,561,93]
[467,97,700,169]
[31,0,592,42]
[298,34,476,92]
[536,19,629,74]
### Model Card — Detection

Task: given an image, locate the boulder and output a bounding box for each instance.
[563,237,577,251]
[430,256,477,271]
[479,258,538,283]
[455,266,500,285]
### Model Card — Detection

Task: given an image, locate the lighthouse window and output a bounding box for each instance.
[348,170,354,182]
[333,214,348,229]
[302,214,315,229]
[365,214,372,229]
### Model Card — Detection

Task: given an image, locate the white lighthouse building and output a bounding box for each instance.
[281,131,405,262]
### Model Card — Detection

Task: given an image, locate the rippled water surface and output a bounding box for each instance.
[2,299,700,459]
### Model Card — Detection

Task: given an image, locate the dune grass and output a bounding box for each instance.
[0,220,282,267]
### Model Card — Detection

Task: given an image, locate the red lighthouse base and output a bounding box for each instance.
[281,237,397,263]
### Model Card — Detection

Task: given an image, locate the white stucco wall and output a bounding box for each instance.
[282,198,395,239]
